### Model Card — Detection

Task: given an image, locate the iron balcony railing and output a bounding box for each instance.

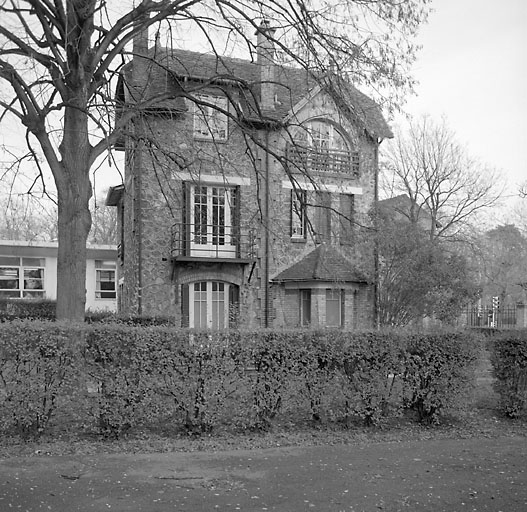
[171,223,256,260]
[285,142,359,177]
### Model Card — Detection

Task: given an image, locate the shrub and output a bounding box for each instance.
[0,321,80,438]
[0,299,56,321]
[490,330,527,418]
[152,330,248,433]
[401,331,479,424]
[0,322,483,440]
[82,324,171,437]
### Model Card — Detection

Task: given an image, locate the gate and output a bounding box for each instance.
[462,305,517,329]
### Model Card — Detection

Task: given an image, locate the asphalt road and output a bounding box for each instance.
[1,436,526,511]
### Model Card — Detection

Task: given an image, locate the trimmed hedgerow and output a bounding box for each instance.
[0,321,81,439]
[0,299,56,321]
[0,322,483,440]
[400,331,480,424]
[490,330,527,418]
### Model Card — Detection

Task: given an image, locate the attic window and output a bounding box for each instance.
[288,120,359,176]
[194,95,228,141]
[294,121,348,152]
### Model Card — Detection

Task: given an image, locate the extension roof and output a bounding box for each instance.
[116,47,393,139]
[272,244,368,283]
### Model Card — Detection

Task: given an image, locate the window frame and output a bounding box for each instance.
[182,281,239,330]
[0,256,45,299]
[95,260,116,300]
[193,94,229,141]
[291,189,307,240]
[326,288,345,327]
[299,288,312,326]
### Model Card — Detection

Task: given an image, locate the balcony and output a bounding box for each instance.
[286,143,359,177]
[171,223,256,263]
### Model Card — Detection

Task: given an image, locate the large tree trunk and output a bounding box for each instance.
[55,103,93,322]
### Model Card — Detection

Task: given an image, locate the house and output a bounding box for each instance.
[377,194,442,234]
[106,22,392,329]
[0,240,117,311]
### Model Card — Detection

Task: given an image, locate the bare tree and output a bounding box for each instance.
[381,115,503,240]
[89,196,117,245]
[0,0,430,320]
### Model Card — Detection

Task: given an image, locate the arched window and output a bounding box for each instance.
[294,120,348,152]
[288,120,359,176]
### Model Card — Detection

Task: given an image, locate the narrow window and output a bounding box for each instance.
[22,258,45,298]
[326,289,344,327]
[0,256,20,298]
[194,95,228,140]
[291,190,307,239]
[299,289,311,326]
[339,193,355,245]
[95,260,116,299]
[315,191,332,241]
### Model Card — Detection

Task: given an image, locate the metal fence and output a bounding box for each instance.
[461,305,517,329]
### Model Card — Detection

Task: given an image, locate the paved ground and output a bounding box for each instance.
[1,435,526,511]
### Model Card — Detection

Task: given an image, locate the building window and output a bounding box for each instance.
[299,289,311,326]
[339,193,355,245]
[0,256,45,298]
[182,281,238,330]
[291,190,307,239]
[290,120,357,175]
[326,289,344,327]
[194,95,228,140]
[186,184,238,258]
[95,260,116,299]
[315,190,332,242]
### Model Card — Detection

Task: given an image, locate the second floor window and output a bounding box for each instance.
[185,183,238,258]
[194,95,228,141]
[291,190,307,239]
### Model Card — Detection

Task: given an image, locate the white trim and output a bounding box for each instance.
[281,180,362,195]
[174,173,250,186]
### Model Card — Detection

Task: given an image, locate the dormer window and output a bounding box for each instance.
[194,95,228,141]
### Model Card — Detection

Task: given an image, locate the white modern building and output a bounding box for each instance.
[0,240,117,311]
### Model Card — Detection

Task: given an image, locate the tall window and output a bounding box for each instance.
[95,260,116,299]
[339,193,355,244]
[299,289,311,326]
[0,257,45,298]
[326,289,344,327]
[291,190,307,239]
[194,95,228,140]
[187,184,237,258]
[182,281,238,330]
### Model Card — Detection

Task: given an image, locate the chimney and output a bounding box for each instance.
[132,14,150,103]
[255,20,276,112]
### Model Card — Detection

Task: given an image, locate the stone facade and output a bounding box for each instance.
[107,27,392,329]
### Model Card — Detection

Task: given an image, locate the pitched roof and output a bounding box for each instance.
[118,47,392,139]
[272,244,368,283]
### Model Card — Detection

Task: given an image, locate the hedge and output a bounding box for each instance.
[489,330,527,418]
[0,322,481,439]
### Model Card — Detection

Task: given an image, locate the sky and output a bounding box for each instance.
[399,0,527,199]
[2,0,526,213]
